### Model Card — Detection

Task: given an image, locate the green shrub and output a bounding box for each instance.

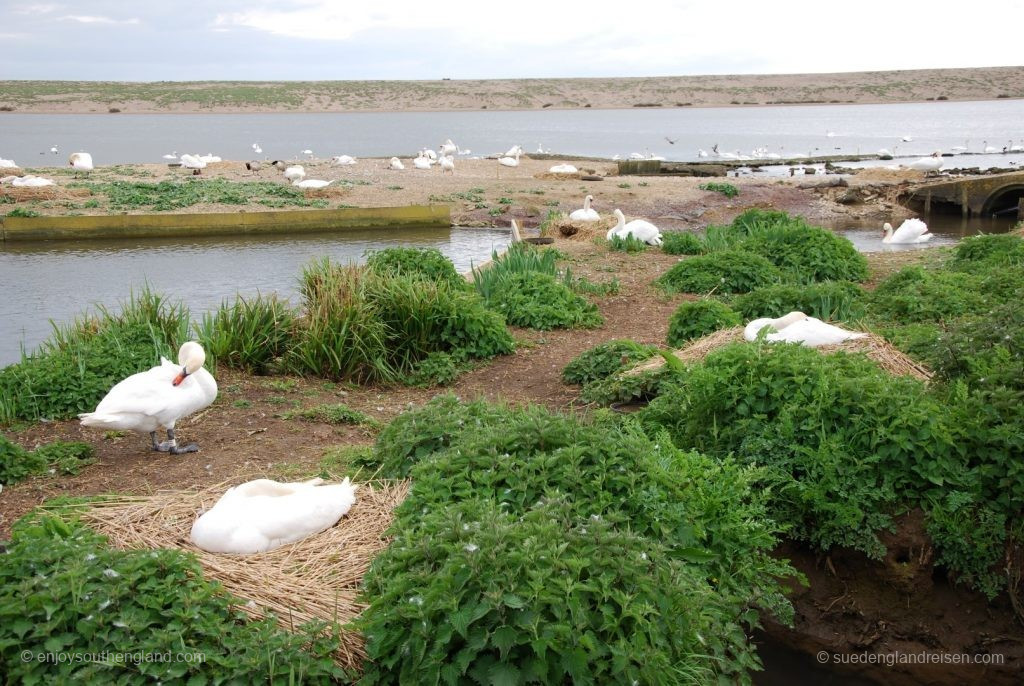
[282,403,379,427]
[579,367,675,405]
[0,290,188,423]
[360,400,796,684]
[931,303,1024,390]
[657,250,781,294]
[0,434,46,485]
[660,231,706,255]
[667,300,742,346]
[951,233,1024,268]
[640,343,962,559]
[731,281,865,321]
[736,213,867,284]
[366,246,467,289]
[0,514,347,684]
[562,340,658,385]
[699,182,739,198]
[403,351,467,387]
[196,293,295,374]
[926,493,1008,599]
[866,266,988,324]
[608,233,648,252]
[32,440,95,475]
[485,272,603,330]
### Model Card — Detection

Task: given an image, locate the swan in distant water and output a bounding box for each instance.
[252,142,262,154]
[162,151,178,160]
[190,477,358,554]
[882,218,932,244]
[79,341,218,454]
[608,209,662,245]
[569,194,599,222]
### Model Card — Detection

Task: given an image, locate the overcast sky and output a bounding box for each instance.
[2,0,1021,81]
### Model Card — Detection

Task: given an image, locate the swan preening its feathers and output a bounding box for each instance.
[744,311,867,347]
[190,477,358,554]
[68,152,93,172]
[79,341,218,454]
[569,194,600,222]
[883,218,932,244]
[607,209,663,245]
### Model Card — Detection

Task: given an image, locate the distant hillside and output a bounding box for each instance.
[1,66,1022,113]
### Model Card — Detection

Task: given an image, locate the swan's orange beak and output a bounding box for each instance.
[173,368,188,386]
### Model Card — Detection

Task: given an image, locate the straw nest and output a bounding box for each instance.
[80,478,410,672]
[623,326,933,382]
[0,185,93,202]
[554,215,618,240]
[533,171,582,181]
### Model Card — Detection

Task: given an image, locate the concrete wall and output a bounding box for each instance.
[0,205,451,241]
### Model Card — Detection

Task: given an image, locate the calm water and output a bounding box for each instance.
[2,100,1023,166]
[0,227,510,367]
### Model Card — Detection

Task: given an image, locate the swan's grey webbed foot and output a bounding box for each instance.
[151,431,171,452]
[165,428,199,455]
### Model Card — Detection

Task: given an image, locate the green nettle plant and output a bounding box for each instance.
[365,247,469,290]
[656,250,781,295]
[660,231,706,255]
[666,300,742,346]
[359,397,796,684]
[561,340,658,385]
[731,281,866,321]
[0,513,347,684]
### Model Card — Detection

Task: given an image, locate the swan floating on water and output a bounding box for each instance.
[190,477,358,554]
[569,194,599,222]
[608,209,662,245]
[744,311,867,347]
[79,341,218,454]
[882,218,932,244]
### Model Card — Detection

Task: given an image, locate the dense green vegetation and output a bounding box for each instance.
[0,512,347,684]
[358,397,795,684]
[667,300,742,346]
[69,178,329,211]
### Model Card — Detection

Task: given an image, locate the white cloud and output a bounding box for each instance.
[13,4,61,15]
[58,15,140,25]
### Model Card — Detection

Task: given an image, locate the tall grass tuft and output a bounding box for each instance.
[197,293,296,375]
[0,288,190,422]
[287,258,394,382]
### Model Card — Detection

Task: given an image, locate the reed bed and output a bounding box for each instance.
[80,478,410,672]
[624,326,933,381]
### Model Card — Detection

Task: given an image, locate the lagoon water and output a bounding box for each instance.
[2,99,1023,167]
[0,227,511,367]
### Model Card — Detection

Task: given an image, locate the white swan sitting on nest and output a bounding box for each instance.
[549,163,578,174]
[883,218,932,244]
[608,209,662,245]
[413,151,432,169]
[498,150,521,167]
[389,156,405,170]
[190,477,358,554]
[11,175,56,187]
[332,155,356,166]
[569,194,599,222]
[744,311,867,347]
[293,178,332,189]
[283,165,305,182]
[79,341,218,454]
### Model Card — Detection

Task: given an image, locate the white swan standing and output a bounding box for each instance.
[439,139,458,156]
[68,152,94,173]
[283,165,305,182]
[882,218,932,244]
[439,155,455,174]
[190,477,358,554]
[744,311,867,347]
[569,194,600,222]
[907,152,942,173]
[179,153,207,171]
[609,209,662,245]
[79,341,218,454]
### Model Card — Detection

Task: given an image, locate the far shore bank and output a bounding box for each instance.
[3,66,1022,114]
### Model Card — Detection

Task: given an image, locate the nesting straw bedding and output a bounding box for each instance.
[81,478,410,671]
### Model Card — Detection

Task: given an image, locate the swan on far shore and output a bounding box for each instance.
[906,152,942,173]
[389,156,405,170]
[569,194,599,222]
[79,341,218,454]
[498,150,520,167]
[332,155,356,165]
[883,218,932,244]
